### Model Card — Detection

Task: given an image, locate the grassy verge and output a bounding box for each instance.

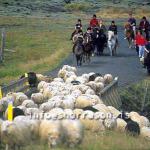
[22,130,150,150]
[0,16,73,84]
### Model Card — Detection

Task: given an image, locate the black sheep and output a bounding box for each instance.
[118,111,140,136]
[89,73,102,81]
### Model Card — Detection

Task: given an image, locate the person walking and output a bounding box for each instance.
[135,30,147,58]
[139,16,150,41]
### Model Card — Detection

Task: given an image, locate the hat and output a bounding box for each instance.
[112,20,115,23]
[143,16,146,20]
[78,19,81,22]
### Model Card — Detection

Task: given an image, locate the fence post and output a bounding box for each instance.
[0,28,6,62]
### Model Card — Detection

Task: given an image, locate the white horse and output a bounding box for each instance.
[107,31,117,56]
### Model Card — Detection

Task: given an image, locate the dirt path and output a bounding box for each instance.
[46,26,147,87]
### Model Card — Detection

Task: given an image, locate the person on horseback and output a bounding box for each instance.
[72,29,83,44]
[70,19,83,40]
[128,12,136,37]
[139,16,150,41]
[99,19,107,34]
[83,27,93,60]
[90,14,99,29]
[109,21,118,46]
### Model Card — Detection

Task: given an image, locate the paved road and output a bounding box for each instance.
[46,26,147,87]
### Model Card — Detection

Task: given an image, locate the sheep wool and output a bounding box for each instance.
[104,74,113,84]
[116,118,127,132]
[31,93,45,104]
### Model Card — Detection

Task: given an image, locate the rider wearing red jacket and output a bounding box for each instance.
[90,14,99,28]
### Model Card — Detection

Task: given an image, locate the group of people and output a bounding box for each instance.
[70,13,150,74]
[71,14,118,56]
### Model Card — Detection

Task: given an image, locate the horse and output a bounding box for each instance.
[124,22,135,48]
[96,29,107,55]
[83,33,93,63]
[72,37,84,66]
[107,30,117,56]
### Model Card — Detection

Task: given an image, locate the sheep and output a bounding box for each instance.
[107,106,121,118]
[93,104,110,116]
[0,97,8,113]
[21,100,38,108]
[116,118,127,132]
[86,81,97,92]
[62,65,77,73]
[39,120,63,148]
[95,76,105,83]
[1,120,32,150]
[48,108,64,120]
[104,74,113,84]
[61,95,76,109]
[73,109,84,119]
[36,74,53,82]
[53,78,64,83]
[24,108,41,116]
[39,102,57,113]
[140,127,150,139]
[37,81,49,91]
[64,109,75,120]
[85,89,95,95]
[42,87,53,100]
[76,76,88,84]
[96,82,105,93]
[58,69,67,79]
[64,71,76,81]
[31,93,45,104]
[140,116,150,127]
[6,92,28,107]
[61,119,84,147]
[75,94,100,109]
[71,89,82,99]
[80,118,105,132]
[104,118,117,130]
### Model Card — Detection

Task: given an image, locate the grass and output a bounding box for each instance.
[0,16,73,84]
[64,2,94,12]
[20,130,150,150]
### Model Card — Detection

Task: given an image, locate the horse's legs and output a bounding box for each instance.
[76,55,79,66]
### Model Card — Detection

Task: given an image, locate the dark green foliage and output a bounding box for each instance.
[120,80,150,118]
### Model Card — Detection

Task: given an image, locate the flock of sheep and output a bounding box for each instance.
[0,65,150,150]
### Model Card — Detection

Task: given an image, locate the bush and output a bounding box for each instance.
[64,2,93,12]
[120,79,150,118]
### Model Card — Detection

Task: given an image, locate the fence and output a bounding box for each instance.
[0,28,6,62]
[99,77,122,109]
[1,77,29,97]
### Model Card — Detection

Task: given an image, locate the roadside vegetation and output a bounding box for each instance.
[23,130,150,150]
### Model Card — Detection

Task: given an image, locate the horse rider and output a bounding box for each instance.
[128,12,136,37]
[72,29,84,44]
[70,19,83,40]
[99,19,107,34]
[108,20,118,45]
[139,16,150,41]
[90,14,99,29]
[83,27,93,44]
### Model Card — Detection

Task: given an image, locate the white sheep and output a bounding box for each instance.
[21,100,38,108]
[96,82,105,93]
[140,126,150,139]
[140,116,150,127]
[53,77,64,83]
[39,120,63,148]
[93,104,110,116]
[1,120,32,150]
[73,109,84,119]
[95,76,105,83]
[61,119,84,147]
[116,118,127,132]
[31,93,45,104]
[37,81,49,91]
[75,94,100,109]
[36,74,53,82]
[104,118,117,130]
[107,106,121,118]
[62,65,77,73]
[86,81,97,92]
[104,74,113,84]
[85,89,95,95]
